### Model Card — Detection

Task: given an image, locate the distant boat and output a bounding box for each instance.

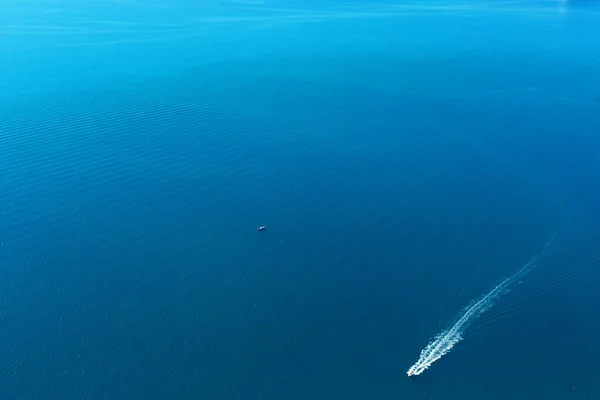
[257,225,266,231]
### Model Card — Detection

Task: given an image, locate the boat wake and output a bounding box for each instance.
[407,234,556,377]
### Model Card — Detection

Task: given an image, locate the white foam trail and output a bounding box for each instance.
[407,235,556,376]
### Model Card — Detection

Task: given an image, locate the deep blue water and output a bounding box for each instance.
[1,1,600,398]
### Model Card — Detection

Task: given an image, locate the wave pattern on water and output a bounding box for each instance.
[407,234,556,376]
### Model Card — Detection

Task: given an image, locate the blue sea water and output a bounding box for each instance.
[1,0,600,398]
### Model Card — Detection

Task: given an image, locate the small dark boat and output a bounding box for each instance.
[257,225,266,231]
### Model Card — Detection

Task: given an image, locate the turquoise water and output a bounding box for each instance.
[1,1,600,398]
